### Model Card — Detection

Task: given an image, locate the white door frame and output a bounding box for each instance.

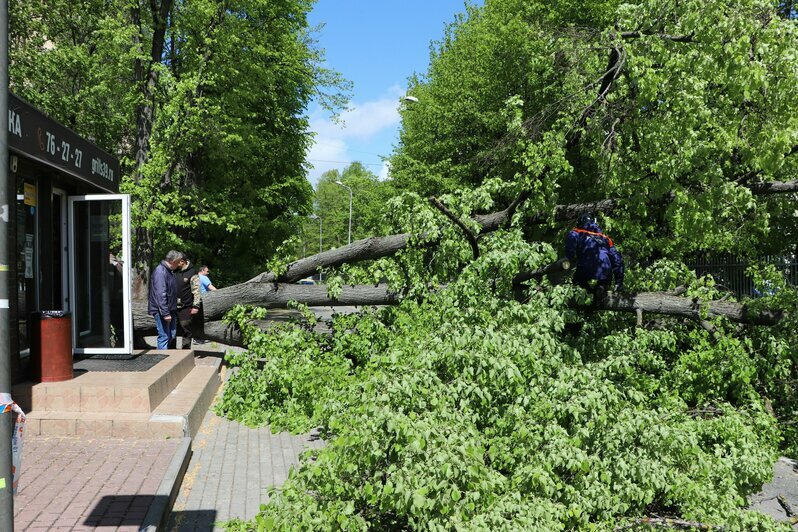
[67,194,132,355]
[52,188,69,311]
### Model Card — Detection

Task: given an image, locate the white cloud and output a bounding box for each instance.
[305,136,349,186]
[378,161,392,181]
[306,86,404,186]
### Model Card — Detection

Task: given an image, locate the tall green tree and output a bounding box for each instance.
[10,0,349,291]
[391,0,798,262]
[309,163,393,252]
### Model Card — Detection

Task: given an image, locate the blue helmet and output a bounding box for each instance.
[577,213,597,229]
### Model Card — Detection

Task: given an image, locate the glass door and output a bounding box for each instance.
[68,194,132,354]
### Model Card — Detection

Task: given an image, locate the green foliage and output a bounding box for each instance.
[308,163,396,250]
[217,225,792,529]
[216,305,352,432]
[743,264,798,458]
[212,0,798,528]
[391,0,798,262]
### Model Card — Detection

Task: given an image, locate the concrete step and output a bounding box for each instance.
[13,350,196,415]
[22,409,185,439]
[150,357,222,439]
[23,359,222,439]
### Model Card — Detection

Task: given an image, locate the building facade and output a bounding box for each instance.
[8,93,131,380]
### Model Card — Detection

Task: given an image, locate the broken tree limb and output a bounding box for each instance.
[513,258,572,286]
[597,291,784,325]
[512,259,571,301]
[133,283,401,327]
[244,176,798,287]
[133,283,400,346]
[429,196,480,259]
[248,233,414,284]
[201,283,400,321]
[616,516,719,530]
[249,187,541,285]
[747,179,798,195]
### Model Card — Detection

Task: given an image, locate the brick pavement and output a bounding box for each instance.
[14,436,180,531]
[167,410,324,531]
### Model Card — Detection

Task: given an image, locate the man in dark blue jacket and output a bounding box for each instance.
[148,250,182,349]
[565,213,624,296]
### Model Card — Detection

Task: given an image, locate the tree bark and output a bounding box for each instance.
[747,179,798,195]
[247,194,616,285]
[248,234,414,284]
[132,283,401,345]
[596,291,783,325]
[132,283,783,348]
[130,0,174,300]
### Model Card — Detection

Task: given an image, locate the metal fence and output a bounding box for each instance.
[686,255,798,298]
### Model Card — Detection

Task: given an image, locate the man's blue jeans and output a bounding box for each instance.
[153,313,177,350]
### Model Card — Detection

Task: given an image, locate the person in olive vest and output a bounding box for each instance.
[174,255,201,349]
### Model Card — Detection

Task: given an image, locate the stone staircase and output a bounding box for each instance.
[11,350,221,439]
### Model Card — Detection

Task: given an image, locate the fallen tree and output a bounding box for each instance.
[132,282,784,347]
[243,177,797,286]
[131,178,797,347]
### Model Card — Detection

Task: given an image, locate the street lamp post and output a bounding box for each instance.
[0,1,13,526]
[309,214,322,254]
[334,181,352,245]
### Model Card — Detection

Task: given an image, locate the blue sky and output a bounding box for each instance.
[305,0,478,186]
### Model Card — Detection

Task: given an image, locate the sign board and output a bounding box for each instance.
[23,183,35,206]
[7,93,120,193]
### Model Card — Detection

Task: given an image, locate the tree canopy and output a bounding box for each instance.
[391,0,798,261]
[10,0,350,287]
[309,163,395,250]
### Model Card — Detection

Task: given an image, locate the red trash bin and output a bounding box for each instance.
[30,311,73,383]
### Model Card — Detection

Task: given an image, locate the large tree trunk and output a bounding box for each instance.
[132,282,783,348]
[130,0,174,300]
[132,283,400,346]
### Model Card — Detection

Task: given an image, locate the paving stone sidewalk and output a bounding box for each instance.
[14,436,180,531]
[167,409,323,531]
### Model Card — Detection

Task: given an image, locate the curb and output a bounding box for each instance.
[139,436,193,532]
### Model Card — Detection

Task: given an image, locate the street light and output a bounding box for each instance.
[334,180,352,245]
[309,214,322,254]
[403,95,419,103]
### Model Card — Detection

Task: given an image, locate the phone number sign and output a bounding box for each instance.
[7,93,120,193]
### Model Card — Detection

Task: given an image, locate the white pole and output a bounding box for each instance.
[334,181,353,245]
[347,188,352,245]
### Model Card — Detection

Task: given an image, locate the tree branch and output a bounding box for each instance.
[617,516,721,530]
[512,258,571,286]
[245,174,797,288]
[429,196,480,259]
[596,291,784,325]
[746,179,798,195]
[567,45,625,148]
[620,31,695,42]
